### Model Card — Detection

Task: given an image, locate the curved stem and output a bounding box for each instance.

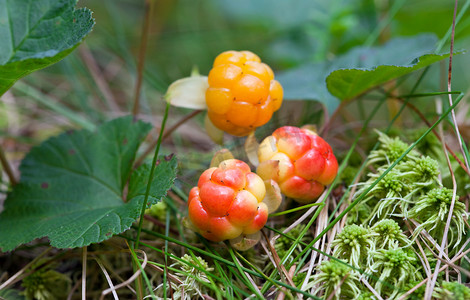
[0,144,17,186]
[134,109,202,167]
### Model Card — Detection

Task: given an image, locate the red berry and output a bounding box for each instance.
[187,159,268,242]
[257,126,338,203]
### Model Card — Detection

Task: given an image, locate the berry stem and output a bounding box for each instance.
[134,109,202,167]
[135,101,171,249]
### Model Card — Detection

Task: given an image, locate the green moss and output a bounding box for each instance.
[22,269,71,300]
[311,260,360,300]
[332,224,375,268]
[434,281,470,300]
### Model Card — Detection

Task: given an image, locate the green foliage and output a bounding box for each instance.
[277,34,444,113]
[409,187,467,246]
[399,281,427,300]
[331,224,375,268]
[145,201,168,221]
[274,224,307,263]
[371,219,411,249]
[355,131,443,222]
[310,260,360,300]
[0,116,177,251]
[0,0,94,96]
[368,248,422,298]
[326,52,450,100]
[434,281,470,300]
[343,131,469,298]
[368,131,419,167]
[154,254,215,299]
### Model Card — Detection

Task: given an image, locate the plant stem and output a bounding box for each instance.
[132,0,155,118]
[135,101,171,249]
[82,246,87,300]
[0,144,17,186]
[135,109,202,167]
[445,0,470,172]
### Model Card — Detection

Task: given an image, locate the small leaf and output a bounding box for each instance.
[166,76,209,109]
[0,116,177,251]
[0,0,95,96]
[326,53,451,101]
[278,34,443,113]
[128,157,177,206]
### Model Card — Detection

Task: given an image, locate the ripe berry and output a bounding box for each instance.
[187,159,269,242]
[206,50,283,136]
[257,126,338,203]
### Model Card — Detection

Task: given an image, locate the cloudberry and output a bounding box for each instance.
[187,159,269,243]
[256,126,338,203]
[206,50,283,136]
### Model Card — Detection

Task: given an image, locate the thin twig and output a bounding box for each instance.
[135,109,203,167]
[361,277,384,300]
[403,219,432,278]
[425,105,459,299]
[82,247,87,300]
[144,214,179,235]
[326,273,350,300]
[132,0,155,117]
[0,143,17,185]
[0,247,52,290]
[261,230,298,294]
[95,257,119,300]
[79,45,121,112]
[446,0,470,171]
[393,97,470,177]
[101,249,148,299]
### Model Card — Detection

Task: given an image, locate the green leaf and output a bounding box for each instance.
[0,0,94,96]
[0,116,177,251]
[278,34,446,112]
[326,53,451,101]
[128,156,177,205]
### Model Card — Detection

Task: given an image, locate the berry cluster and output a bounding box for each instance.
[179,51,338,250]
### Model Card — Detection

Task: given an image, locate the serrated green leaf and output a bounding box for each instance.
[0,0,94,96]
[0,116,177,251]
[326,53,451,101]
[128,156,177,206]
[278,34,443,113]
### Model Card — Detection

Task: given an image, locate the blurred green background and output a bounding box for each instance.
[3,0,469,154]
[66,0,470,117]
